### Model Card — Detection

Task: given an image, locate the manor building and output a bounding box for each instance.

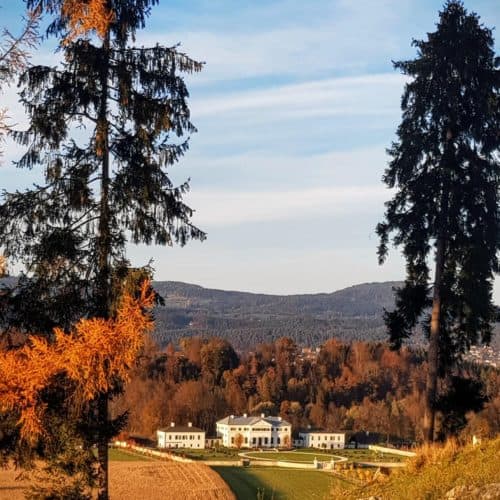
[157,422,205,449]
[298,430,347,449]
[216,414,291,448]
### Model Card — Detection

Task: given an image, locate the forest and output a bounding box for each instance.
[112,335,500,443]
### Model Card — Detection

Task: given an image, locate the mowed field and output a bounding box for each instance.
[212,465,352,499]
[0,451,235,500]
[243,451,339,463]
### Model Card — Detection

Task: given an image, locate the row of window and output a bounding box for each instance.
[230,436,282,445]
[309,435,343,441]
[164,434,202,440]
[227,426,289,432]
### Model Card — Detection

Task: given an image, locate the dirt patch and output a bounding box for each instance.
[0,460,235,500]
[0,465,31,500]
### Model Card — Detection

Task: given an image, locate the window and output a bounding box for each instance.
[252,437,256,444]
[270,437,274,444]
[277,437,281,445]
[264,437,268,445]
[245,437,248,444]
[231,437,234,444]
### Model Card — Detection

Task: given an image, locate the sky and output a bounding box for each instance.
[1,0,500,297]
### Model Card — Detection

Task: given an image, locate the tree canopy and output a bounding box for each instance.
[377,0,499,441]
[0,0,204,497]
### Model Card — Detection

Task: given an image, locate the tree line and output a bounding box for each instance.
[112,335,500,443]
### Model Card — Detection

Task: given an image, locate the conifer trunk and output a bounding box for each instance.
[96,31,111,500]
[424,236,445,442]
[424,138,451,443]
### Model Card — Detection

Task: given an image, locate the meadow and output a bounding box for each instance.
[241,448,403,464]
[211,465,351,500]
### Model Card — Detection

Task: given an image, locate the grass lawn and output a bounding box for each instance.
[244,451,337,463]
[108,448,153,461]
[172,448,241,461]
[326,449,404,463]
[212,466,351,500]
[243,449,403,463]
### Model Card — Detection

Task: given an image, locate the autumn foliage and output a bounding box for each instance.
[61,0,114,41]
[0,281,154,442]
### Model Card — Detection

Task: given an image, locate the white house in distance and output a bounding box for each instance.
[157,422,205,449]
[216,414,291,448]
[298,430,347,449]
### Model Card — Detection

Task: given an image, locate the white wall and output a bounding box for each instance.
[298,432,345,449]
[216,422,291,448]
[157,430,205,449]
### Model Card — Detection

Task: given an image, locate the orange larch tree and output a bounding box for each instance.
[0,281,154,443]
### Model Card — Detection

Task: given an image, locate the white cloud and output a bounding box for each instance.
[187,184,390,226]
[192,73,406,119]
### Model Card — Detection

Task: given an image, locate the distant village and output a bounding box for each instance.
[465,345,500,369]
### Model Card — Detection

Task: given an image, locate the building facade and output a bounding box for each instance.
[298,430,347,449]
[157,422,206,449]
[216,414,291,448]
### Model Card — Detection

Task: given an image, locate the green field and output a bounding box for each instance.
[212,466,351,500]
[243,449,403,463]
[108,448,153,461]
[243,451,338,463]
[324,448,404,463]
[171,448,241,461]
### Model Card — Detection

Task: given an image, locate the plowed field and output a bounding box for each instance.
[0,460,235,500]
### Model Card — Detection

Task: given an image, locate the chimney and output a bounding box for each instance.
[188,422,192,427]
[170,422,175,427]
[261,413,265,418]
[278,416,282,421]
[243,413,247,418]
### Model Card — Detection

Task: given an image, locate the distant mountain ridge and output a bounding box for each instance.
[153,280,402,316]
[151,280,404,349]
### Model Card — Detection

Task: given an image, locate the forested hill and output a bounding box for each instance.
[151,281,404,350]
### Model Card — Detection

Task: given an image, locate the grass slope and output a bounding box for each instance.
[333,437,500,500]
[212,466,351,500]
[108,448,153,461]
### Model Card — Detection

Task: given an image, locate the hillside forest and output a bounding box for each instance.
[112,335,500,443]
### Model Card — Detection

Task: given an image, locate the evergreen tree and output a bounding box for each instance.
[377,1,499,442]
[0,0,204,497]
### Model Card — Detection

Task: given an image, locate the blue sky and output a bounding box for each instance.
[1,1,500,296]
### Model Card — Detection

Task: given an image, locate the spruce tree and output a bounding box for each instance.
[0,0,204,497]
[377,0,499,442]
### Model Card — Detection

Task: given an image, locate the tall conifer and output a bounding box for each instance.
[377,1,499,442]
[0,0,204,496]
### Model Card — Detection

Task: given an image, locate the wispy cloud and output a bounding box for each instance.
[192,74,406,119]
[188,184,390,226]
